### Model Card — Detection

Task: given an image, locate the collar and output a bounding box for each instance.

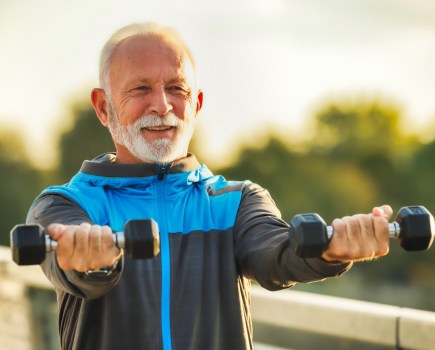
[79,153,201,178]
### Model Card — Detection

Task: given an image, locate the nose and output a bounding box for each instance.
[148,88,172,116]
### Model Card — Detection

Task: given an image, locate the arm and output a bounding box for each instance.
[26,194,124,299]
[234,183,353,291]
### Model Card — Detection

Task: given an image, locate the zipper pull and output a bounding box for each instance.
[158,163,169,180]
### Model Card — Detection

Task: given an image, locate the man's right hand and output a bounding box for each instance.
[48,223,122,272]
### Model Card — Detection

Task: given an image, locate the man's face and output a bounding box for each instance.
[105,37,202,164]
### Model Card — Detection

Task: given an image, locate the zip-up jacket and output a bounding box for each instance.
[27,153,351,350]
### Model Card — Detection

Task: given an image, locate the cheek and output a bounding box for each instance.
[173,100,196,121]
[119,99,147,124]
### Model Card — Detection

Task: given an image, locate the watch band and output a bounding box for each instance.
[85,249,123,276]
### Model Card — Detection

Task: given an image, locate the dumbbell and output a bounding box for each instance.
[289,206,434,258]
[10,219,160,265]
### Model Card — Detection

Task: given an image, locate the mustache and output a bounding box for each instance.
[106,101,180,129]
[135,113,181,128]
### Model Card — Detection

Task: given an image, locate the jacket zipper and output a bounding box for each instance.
[157,163,172,350]
[158,162,169,180]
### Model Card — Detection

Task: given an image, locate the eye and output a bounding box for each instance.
[131,86,150,92]
[167,86,184,92]
[167,86,192,98]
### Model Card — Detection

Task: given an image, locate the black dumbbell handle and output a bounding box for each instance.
[44,231,126,252]
[325,222,401,240]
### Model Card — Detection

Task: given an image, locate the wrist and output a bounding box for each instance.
[85,249,124,276]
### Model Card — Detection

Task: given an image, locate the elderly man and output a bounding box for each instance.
[27,22,392,350]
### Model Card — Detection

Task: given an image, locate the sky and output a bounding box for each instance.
[1,0,435,169]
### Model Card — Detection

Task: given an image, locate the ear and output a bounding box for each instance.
[195,89,203,116]
[91,88,109,127]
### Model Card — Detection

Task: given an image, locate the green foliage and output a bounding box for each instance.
[218,99,420,222]
[218,137,378,223]
[312,101,404,157]
[407,140,435,208]
[310,100,421,207]
[0,131,44,246]
[57,103,114,182]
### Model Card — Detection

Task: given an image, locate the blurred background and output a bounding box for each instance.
[1,0,435,348]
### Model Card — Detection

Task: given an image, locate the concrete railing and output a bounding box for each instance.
[2,246,435,349]
[0,246,58,350]
[251,286,435,349]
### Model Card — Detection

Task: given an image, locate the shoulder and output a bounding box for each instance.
[237,182,282,218]
[205,177,251,196]
[27,193,91,227]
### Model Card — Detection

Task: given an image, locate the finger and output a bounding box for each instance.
[72,223,92,272]
[323,218,349,260]
[88,225,103,270]
[355,214,374,239]
[55,225,77,270]
[345,215,362,238]
[74,223,91,255]
[371,214,390,257]
[372,205,393,220]
[101,226,121,265]
[101,225,114,249]
[355,214,377,259]
[47,223,66,241]
[344,215,366,258]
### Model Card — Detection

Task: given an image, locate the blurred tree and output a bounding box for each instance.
[218,136,378,224]
[310,100,420,208]
[57,103,114,182]
[0,130,43,246]
[188,130,207,164]
[312,102,402,157]
[408,139,435,210]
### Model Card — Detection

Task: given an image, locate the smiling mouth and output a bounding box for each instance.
[142,126,175,131]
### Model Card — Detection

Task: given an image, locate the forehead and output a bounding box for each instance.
[109,36,194,84]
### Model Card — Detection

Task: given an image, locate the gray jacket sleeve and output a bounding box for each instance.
[234,183,352,291]
[26,194,124,300]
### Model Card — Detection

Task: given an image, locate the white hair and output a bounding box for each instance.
[99,22,196,98]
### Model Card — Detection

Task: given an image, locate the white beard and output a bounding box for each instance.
[106,102,196,163]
